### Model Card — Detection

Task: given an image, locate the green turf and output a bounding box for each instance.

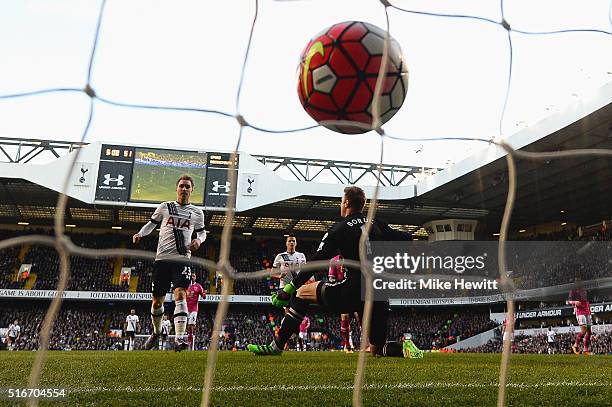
[0,352,610,406]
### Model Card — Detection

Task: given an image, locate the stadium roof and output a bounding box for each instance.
[0,82,610,237]
[416,97,612,233]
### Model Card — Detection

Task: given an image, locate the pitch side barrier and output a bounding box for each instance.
[513,301,612,320]
[2,289,611,309]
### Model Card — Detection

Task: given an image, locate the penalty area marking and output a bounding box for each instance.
[40,382,612,393]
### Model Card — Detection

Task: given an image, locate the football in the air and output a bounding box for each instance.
[297,21,409,134]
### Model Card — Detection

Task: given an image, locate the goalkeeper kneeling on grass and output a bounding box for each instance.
[248,186,423,359]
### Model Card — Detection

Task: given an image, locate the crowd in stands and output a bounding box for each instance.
[0,230,317,295]
[1,226,611,354]
[468,332,612,355]
[1,302,503,352]
[1,227,610,301]
[0,304,116,351]
[516,228,611,242]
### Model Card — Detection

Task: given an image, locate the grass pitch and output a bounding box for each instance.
[0,351,610,406]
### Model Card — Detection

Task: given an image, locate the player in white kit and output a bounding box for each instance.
[271,234,307,290]
[160,314,172,350]
[546,327,557,354]
[7,319,21,351]
[133,175,206,352]
[124,309,140,351]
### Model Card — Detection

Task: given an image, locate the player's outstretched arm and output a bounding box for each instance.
[269,254,283,280]
[134,203,164,244]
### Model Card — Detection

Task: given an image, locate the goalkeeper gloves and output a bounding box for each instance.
[271,282,296,308]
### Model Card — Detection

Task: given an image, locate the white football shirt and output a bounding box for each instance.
[161,320,172,335]
[8,324,20,338]
[546,330,556,342]
[125,315,139,332]
[150,201,205,260]
[273,251,307,287]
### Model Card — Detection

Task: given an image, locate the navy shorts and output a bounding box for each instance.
[316,279,389,347]
[152,260,191,297]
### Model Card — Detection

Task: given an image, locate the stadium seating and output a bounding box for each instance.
[467,332,612,355]
[2,227,611,297]
[1,301,506,352]
[1,227,611,353]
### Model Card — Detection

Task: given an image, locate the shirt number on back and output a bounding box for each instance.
[182,266,192,279]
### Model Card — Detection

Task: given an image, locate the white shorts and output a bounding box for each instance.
[299,332,308,340]
[503,331,513,341]
[188,311,198,325]
[577,315,592,327]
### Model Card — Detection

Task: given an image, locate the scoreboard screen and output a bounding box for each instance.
[95,145,135,202]
[129,148,207,204]
[204,152,238,208]
[101,146,134,160]
[95,144,237,208]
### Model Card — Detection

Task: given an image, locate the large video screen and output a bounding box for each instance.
[95,145,135,202]
[129,148,207,204]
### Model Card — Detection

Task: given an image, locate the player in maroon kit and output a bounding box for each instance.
[567,288,592,355]
[186,271,207,351]
[328,255,354,352]
[297,315,310,351]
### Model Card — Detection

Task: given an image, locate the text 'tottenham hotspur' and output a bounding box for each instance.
[373,278,499,291]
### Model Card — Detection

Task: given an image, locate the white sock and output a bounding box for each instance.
[174,300,188,339]
[151,304,164,334]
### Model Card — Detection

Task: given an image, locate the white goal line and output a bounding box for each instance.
[49,382,611,394]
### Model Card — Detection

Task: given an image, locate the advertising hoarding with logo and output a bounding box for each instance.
[204,153,239,208]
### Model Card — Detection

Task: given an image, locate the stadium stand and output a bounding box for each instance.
[1,301,503,352]
[0,222,610,353]
[468,333,612,355]
[2,226,610,296]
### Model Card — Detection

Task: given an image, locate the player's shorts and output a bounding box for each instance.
[577,314,592,326]
[188,311,198,325]
[125,331,135,339]
[316,279,389,347]
[152,259,192,297]
[7,336,16,344]
[299,332,308,340]
[502,331,512,341]
[161,334,168,341]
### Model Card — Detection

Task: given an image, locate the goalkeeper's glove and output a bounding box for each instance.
[271,282,296,308]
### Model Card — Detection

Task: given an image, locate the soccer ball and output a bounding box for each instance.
[297,21,409,134]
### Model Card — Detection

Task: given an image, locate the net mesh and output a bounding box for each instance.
[0,1,611,406]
